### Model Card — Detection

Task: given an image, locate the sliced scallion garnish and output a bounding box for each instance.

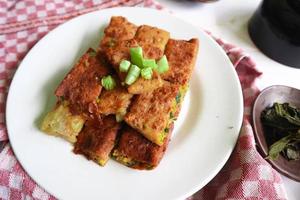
[101,75,116,90]
[143,59,157,69]
[157,55,169,74]
[125,65,140,85]
[130,47,143,67]
[119,60,131,72]
[141,67,153,80]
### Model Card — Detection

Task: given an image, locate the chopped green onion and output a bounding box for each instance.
[143,59,157,69]
[130,47,143,67]
[157,55,169,74]
[119,60,131,72]
[101,75,116,90]
[125,65,140,85]
[141,67,153,80]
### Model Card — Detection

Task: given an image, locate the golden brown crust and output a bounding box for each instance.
[97,84,133,115]
[134,25,170,60]
[113,124,173,169]
[100,16,138,76]
[100,19,170,94]
[100,16,138,52]
[55,49,110,115]
[103,39,139,72]
[124,82,179,145]
[161,39,199,85]
[74,115,121,166]
[127,73,163,94]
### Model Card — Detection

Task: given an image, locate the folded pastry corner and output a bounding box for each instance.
[40,101,85,143]
[112,124,173,170]
[74,115,121,166]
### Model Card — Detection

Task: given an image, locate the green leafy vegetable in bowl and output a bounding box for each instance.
[261,103,300,161]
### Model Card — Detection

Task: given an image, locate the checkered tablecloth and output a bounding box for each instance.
[0,0,287,199]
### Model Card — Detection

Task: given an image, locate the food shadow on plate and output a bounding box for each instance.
[168,74,203,151]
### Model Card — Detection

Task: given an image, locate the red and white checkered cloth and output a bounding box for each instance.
[0,0,287,199]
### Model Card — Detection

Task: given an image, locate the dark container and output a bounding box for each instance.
[248,0,300,68]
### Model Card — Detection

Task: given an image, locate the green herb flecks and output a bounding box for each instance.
[169,112,177,121]
[108,39,116,47]
[175,92,181,104]
[89,51,97,57]
[119,60,131,72]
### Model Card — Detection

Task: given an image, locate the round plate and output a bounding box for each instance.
[252,85,300,182]
[6,7,243,200]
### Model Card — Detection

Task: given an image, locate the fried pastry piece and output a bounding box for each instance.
[124,81,180,146]
[103,39,139,73]
[112,124,173,170]
[99,16,138,52]
[97,83,133,116]
[125,25,170,93]
[127,73,163,94]
[74,115,121,166]
[40,101,85,143]
[101,19,170,67]
[55,48,109,115]
[134,25,170,60]
[161,39,199,85]
[103,38,164,94]
[100,16,138,73]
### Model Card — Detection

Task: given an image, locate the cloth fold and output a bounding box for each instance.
[0,0,287,199]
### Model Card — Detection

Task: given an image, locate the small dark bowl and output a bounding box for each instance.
[252,85,300,182]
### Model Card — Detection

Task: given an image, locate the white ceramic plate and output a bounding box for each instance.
[6,7,243,200]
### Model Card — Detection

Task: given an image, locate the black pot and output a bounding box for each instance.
[248,0,300,68]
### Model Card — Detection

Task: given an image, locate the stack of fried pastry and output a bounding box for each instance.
[40,16,199,170]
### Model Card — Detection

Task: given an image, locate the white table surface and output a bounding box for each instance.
[157,0,300,199]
